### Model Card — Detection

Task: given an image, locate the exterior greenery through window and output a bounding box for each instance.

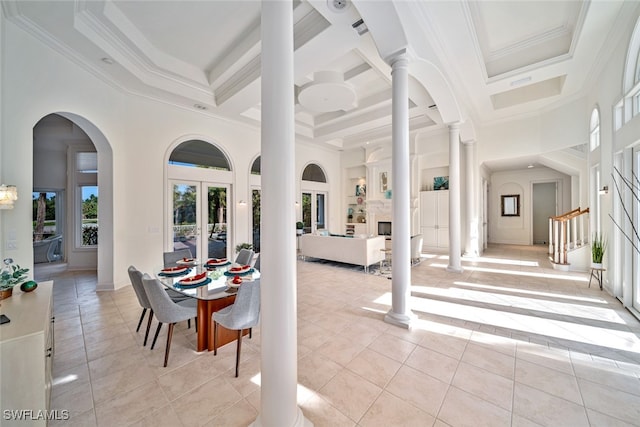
[32,192,57,241]
[81,186,98,246]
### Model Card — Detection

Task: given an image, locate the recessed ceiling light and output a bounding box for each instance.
[101,57,114,65]
[194,104,207,110]
[328,0,350,13]
[527,164,534,168]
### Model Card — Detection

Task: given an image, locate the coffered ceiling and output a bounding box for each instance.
[2,0,635,153]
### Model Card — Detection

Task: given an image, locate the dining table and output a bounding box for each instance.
[156,259,259,352]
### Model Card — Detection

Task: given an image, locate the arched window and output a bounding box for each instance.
[302,163,327,182]
[589,108,600,151]
[250,156,261,175]
[169,139,231,170]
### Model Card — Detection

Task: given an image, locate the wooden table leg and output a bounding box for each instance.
[196,300,209,352]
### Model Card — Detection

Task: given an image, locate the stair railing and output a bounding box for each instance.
[548,207,589,265]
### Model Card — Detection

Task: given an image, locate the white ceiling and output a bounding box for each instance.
[3,0,634,157]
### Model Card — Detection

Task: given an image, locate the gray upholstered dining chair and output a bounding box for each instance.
[142,274,197,367]
[252,253,260,271]
[213,279,260,377]
[163,248,193,268]
[128,266,195,347]
[234,248,254,266]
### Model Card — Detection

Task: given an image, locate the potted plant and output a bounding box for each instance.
[296,221,304,235]
[0,258,29,300]
[592,233,606,268]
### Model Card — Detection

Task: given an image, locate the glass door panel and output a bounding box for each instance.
[172,183,199,257]
[252,189,261,253]
[316,193,326,230]
[302,192,312,233]
[634,150,640,311]
[205,184,229,260]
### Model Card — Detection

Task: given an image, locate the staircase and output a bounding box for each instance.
[549,207,590,271]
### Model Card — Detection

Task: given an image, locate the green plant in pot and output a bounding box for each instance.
[296,221,304,235]
[592,233,606,267]
[0,258,30,299]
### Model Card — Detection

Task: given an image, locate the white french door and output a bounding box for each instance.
[169,180,230,260]
[302,190,327,234]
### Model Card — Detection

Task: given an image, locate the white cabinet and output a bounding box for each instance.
[0,281,54,426]
[420,190,449,250]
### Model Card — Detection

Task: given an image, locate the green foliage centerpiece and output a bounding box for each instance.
[591,233,606,267]
[0,258,29,299]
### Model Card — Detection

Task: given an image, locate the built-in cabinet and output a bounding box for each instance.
[420,190,449,250]
[0,281,54,426]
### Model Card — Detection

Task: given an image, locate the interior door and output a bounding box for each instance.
[170,181,229,260]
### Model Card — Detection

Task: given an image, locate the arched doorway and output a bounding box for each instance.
[32,112,113,289]
[301,162,328,234]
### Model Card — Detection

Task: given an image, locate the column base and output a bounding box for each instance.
[463,250,479,258]
[384,309,417,329]
[250,408,314,427]
[446,265,464,273]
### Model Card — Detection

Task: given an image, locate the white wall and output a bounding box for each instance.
[1,19,340,290]
[489,167,571,245]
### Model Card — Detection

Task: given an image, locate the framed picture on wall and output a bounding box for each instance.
[501,194,520,216]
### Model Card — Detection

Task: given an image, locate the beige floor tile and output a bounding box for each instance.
[317,334,366,366]
[157,354,225,399]
[515,359,582,404]
[515,341,574,375]
[405,345,460,384]
[461,342,515,380]
[513,382,589,427]
[129,406,183,427]
[87,344,144,379]
[300,392,357,427]
[385,365,449,417]
[318,368,382,423]
[573,359,640,396]
[94,380,169,426]
[205,399,258,427]
[298,352,342,391]
[171,375,242,427]
[345,348,401,388]
[359,390,435,427]
[451,362,513,411]
[51,362,91,399]
[48,409,97,427]
[368,332,416,363]
[417,329,469,360]
[90,361,156,405]
[50,380,95,420]
[438,386,511,427]
[578,378,640,425]
[586,408,639,427]
[511,414,545,427]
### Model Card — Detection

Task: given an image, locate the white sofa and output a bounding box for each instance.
[299,234,386,272]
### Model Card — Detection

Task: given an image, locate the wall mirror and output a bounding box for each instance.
[501,194,520,216]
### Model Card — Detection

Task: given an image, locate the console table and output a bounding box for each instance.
[0,281,54,426]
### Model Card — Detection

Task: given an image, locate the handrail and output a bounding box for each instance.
[549,207,590,266]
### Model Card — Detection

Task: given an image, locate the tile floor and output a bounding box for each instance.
[37,244,640,427]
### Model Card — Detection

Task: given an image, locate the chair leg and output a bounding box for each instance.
[235,329,242,378]
[188,319,191,329]
[136,308,147,332]
[195,317,197,333]
[151,322,163,350]
[144,309,154,346]
[213,321,218,355]
[164,323,175,368]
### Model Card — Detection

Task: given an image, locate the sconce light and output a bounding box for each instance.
[598,186,608,195]
[0,185,18,209]
[238,200,247,206]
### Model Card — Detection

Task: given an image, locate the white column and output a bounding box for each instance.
[463,140,479,257]
[447,123,463,273]
[384,52,416,329]
[253,2,310,426]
